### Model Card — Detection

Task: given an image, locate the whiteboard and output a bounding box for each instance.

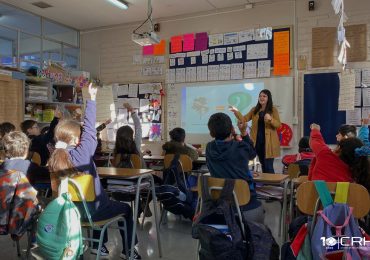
[166,77,293,144]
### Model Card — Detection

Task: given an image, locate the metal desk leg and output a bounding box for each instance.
[130,174,162,260]
[281,179,289,242]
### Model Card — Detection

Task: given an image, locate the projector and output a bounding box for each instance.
[132,32,160,46]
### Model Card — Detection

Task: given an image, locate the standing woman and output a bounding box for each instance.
[230,89,281,173]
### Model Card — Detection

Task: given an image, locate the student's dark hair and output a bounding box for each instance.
[114,126,139,155]
[338,124,357,138]
[0,122,15,138]
[253,89,273,115]
[298,136,311,153]
[208,112,232,140]
[169,127,186,142]
[20,120,37,135]
[338,137,370,191]
[48,120,81,178]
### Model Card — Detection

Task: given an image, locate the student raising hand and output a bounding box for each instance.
[88,83,98,101]
[228,105,239,113]
[310,123,321,131]
[237,120,247,136]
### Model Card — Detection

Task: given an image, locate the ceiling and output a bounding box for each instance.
[1,0,286,30]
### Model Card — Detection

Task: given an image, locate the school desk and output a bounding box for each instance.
[97,167,162,259]
[143,154,207,164]
[254,173,290,242]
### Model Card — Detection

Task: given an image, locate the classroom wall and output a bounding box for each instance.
[80,0,370,151]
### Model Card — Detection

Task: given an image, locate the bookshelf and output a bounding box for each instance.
[24,76,83,123]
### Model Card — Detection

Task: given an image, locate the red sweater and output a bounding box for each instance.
[308,129,353,182]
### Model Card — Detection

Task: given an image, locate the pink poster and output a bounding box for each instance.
[183,33,195,52]
[142,45,154,56]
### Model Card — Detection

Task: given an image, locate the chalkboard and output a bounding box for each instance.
[304,73,345,144]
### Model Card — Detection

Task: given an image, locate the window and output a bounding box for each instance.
[0,26,17,67]
[0,3,41,35]
[63,46,79,69]
[43,39,61,62]
[43,20,79,47]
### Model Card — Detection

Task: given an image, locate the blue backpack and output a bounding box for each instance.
[311,181,370,260]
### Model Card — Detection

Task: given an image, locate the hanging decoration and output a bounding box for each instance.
[332,0,350,68]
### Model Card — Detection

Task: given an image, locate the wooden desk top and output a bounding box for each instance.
[97,167,154,179]
[143,155,207,163]
[253,173,289,184]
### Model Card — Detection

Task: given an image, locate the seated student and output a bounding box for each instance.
[48,84,141,259]
[20,109,62,166]
[336,124,357,142]
[206,112,264,223]
[162,127,200,161]
[282,136,315,174]
[1,131,50,185]
[308,123,370,191]
[0,167,39,237]
[0,122,15,160]
[114,103,149,168]
[0,122,15,140]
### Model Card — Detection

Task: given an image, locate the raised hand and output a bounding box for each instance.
[310,123,321,131]
[104,118,112,125]
[228,105,239,113]
[54,106,63,119]
[88,83,98,101]
[123,103,133,112]
[237,120,247,135]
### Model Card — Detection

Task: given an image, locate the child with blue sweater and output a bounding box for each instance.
[206,112,264,223]
[48,84,141,259]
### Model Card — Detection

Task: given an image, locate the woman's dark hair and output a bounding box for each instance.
[114,126,139,155]
[338,124,357,138]
[253,89,273,115]
[169,127,186,142]
[298,136,311,153]
[338,137,370,191]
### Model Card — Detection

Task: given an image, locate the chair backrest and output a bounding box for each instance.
[197,176,250,206]
[164,154,192,172]
[113,153,141,169]
[50,173,95,202]
[296,181,370,219]
[287,163,300,179]
[29,151,41,166]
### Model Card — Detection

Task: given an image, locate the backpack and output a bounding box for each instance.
[155,154,195,219]
[242,220,280,260]
[192,176,247,260]
[37,184,83,260]
[311,181,370,260]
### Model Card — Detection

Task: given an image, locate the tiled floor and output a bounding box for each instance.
[0,201,283,260]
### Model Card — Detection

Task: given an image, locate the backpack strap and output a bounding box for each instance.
[314,181,333,208]
[219,179,235,203]
[200,175,212,202]
[334,182,349,204]
[318,207,354,236]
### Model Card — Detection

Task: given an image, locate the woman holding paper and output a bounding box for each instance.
[230,89,281,173]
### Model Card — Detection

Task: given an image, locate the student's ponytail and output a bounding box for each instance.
[48,148,76,178]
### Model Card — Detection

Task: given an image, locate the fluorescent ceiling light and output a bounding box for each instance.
[106,0,129,10]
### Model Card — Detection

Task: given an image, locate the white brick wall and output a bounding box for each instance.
[81,0,370,147]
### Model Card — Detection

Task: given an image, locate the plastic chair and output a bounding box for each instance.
[195,176,250,260]
[54,174,129,260]
[160,154,193,225]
